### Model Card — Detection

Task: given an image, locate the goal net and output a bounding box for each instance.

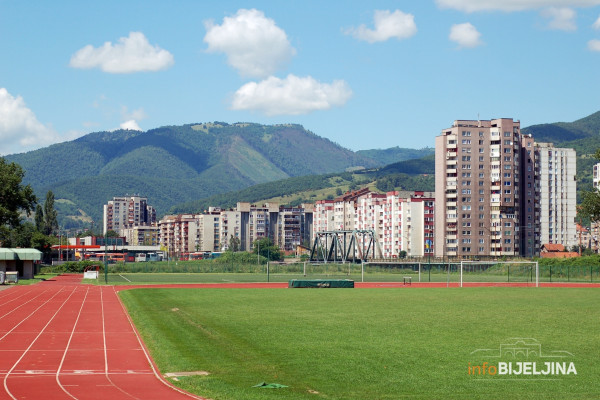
[459,261,539,287]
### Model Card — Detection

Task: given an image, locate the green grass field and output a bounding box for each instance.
[120,287,600,399]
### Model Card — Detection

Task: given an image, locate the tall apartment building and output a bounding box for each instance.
[103,196,156,234]
[435,119,537,258]
[535,143,577,249]
[591,163,600,252]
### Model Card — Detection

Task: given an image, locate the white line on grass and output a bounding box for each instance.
[118,274,132,282]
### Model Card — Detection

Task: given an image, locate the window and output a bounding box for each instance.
[462,131,471,136]
[504,131,511,137]
[462,139,471,144]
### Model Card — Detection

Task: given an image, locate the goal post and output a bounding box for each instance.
[459,261,539,287]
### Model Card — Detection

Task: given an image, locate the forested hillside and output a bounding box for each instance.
[4,122,387,227]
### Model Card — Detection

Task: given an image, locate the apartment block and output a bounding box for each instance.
[435,118,537,258]
[313,200,335,233]
[158,203,313,256]
[535,143,577,249]
[103,196,156,234]
[312,189,434,258]
[158,214,198,257]
[196,208,222,252]
[121,226,159,246]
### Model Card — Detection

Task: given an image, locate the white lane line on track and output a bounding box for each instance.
[56,286,89,399]
[0,288,52,320]
[113,286,204,399]
[101,285,140,399]
[0,289,64,343]
[3,286,78,400]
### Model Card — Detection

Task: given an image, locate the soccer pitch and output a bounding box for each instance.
[120,287,600,400]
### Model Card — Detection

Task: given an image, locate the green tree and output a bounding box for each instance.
[34,204,44,232]
[42,190,58,236]
[253,237,282,261]
[0,158,36,246]
[228,235,241,252]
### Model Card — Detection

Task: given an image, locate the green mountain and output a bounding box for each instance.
[6,122,384,228]
[356,146,434,166]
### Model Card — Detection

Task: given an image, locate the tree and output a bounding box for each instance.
[35,204,44,232]
[0,158,36,229]
[228,235,240,252]
[42,190,58,236]
[0,158,36,246]
[253,237,282,261]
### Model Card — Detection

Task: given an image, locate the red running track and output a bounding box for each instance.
[0,275,203,400]
[1,275,598,400]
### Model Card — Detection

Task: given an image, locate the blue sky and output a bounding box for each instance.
[1,0,600,156]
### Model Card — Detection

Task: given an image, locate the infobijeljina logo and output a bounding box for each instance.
[468,338,576,379]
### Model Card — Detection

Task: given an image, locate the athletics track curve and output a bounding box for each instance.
[1,275,598,400]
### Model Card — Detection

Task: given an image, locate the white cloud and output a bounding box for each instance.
[119,120,142,131]
[0,88,60,155]
[449,23,483,48]
[436,0,600,12]
[231,74,352,116]
[588,39,600,51]
[593,15,600,29]
[541,7,577,30]
[204,9,296,78]
[346,10,417,43]
[121,106,147,122]
[70,32,174,73]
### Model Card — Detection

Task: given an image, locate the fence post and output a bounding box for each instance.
[508,265,510,283]
[550,265,552,283]
[567,265,569,282]
[267,262,269,283]
[591,266,593,283]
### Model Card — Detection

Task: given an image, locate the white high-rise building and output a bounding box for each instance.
[535,143,577,249]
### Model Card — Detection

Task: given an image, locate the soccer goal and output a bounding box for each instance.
[459,260,539,287]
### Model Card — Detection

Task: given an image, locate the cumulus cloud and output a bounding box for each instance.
[231,74,352,116]
[121,106,147,122]
[119,120,142,131]
[541,7,577,30]
[593,15,600,29]
[346,10,417,43]
[449,23,483,48]
[70,32,174,73]
[204,9,296,78]
[0,88,60,155]
[436,0,600,12]
[588,39,600,51]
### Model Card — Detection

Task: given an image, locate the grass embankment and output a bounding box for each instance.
[120,288,600,400]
